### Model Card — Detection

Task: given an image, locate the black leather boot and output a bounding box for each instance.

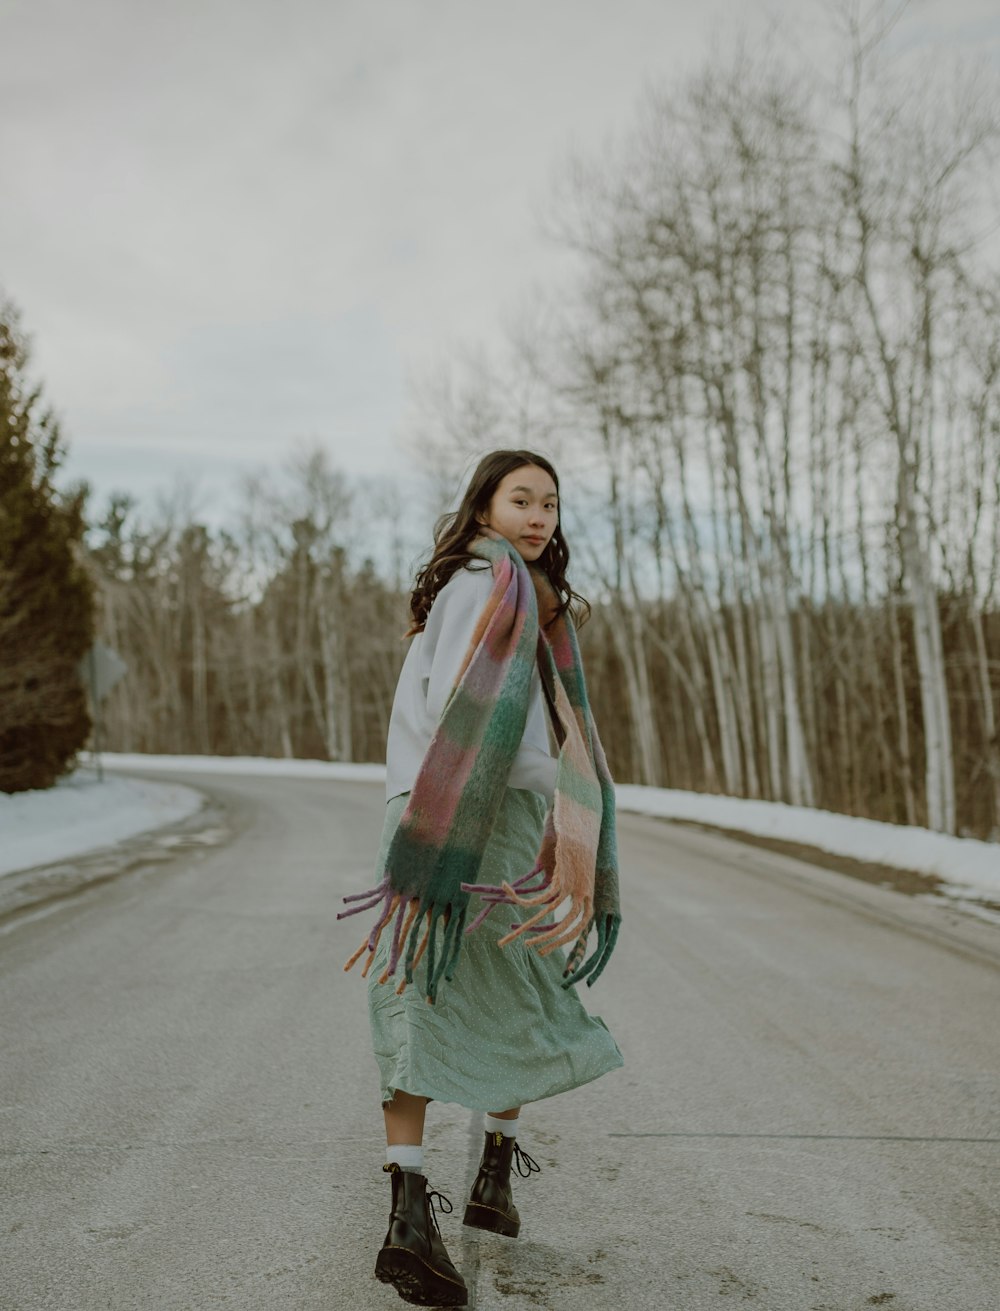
[462,1131,541,1239]
[374,1164,468,1307]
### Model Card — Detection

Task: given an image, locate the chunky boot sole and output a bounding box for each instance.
[375,1244,468,1307]
[462,1200,520,1238]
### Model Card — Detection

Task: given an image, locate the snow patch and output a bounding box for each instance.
[0,770,204,877]
[615,785,1000,900]
[92,752,386,782]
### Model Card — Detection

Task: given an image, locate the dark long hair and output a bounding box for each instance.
[403,449,591,637]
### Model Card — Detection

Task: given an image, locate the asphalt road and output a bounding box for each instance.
[2,770,999,1311]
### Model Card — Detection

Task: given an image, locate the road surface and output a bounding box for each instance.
[2,769,998,1310]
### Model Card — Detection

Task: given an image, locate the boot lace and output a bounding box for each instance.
[512,1142,541,1179]
[426,1186,454,1234]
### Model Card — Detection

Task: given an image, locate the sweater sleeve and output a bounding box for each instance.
[421,565,493,723]
[420,564,558,802]
[508,741,559,801]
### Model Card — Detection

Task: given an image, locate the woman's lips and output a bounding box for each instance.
[523,536,545,545]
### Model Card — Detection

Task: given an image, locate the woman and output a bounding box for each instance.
[339,449,624,1307]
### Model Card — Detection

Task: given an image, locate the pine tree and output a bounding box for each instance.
[0,295,94,792]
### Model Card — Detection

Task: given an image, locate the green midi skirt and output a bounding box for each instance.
[367,786,624,1112]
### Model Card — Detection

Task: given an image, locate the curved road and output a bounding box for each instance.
[2,769,999,1310]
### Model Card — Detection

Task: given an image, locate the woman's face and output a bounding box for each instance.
[477,464,559,561]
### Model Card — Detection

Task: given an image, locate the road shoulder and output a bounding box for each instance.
[624,811,1000,972]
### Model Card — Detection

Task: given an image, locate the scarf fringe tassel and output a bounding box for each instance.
[460,863,622,990]
[338,866,620,998]
[337,875,468,1005]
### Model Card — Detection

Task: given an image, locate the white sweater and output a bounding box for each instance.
[384,562,558,803]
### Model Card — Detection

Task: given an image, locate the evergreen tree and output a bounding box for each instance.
[0,294,94,792]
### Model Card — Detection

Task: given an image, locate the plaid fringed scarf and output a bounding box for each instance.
[338,527,621,1004]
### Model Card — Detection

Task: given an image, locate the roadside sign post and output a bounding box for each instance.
[78,642,128,783]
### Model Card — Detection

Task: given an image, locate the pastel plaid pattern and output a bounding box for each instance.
[339,529,621,1004]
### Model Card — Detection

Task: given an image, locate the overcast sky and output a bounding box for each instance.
[3,0,999,526]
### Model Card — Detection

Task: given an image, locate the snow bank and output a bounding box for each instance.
[87,753,999,903]
[0,770,204,877]
[615,785,1000,900]
[92,752,386,782]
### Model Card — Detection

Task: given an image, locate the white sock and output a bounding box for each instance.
[386,1144,423,1174]
[484,1113,519,1138]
